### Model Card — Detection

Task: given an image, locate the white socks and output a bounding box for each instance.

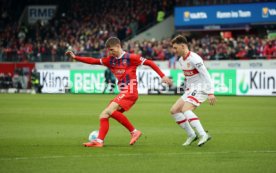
[173,113,195,137]
[183,110,207,136]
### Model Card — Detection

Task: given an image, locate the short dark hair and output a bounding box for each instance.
[105,37,121,48]
[171,35,188,45]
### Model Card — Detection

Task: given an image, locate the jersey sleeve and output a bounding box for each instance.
[74,56,109,67]
[131,54,164,78]
[191,55,214,94]
[143,60,165,78]
[131,54,146,66]
[100,57,109,67]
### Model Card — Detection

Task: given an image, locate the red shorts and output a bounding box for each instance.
[111,92,138,111]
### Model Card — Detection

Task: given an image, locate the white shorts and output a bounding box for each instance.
[181,89,208,107]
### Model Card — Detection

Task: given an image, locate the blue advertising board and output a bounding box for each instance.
[175,2,276,29]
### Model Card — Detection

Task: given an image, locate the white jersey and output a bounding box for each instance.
[178,51,214,94]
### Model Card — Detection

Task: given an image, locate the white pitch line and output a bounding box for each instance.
[0,150,275,161]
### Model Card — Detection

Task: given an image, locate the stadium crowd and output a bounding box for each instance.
[1,0,174,62]
[0,0,275,62]
[125,35,276,61]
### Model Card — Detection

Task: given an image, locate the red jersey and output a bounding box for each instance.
[75,52,165,94]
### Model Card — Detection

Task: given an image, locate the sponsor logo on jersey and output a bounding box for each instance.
[184,69,199,76]
[115,69,125,75]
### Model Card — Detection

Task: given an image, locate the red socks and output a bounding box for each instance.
[97,112,135,141]
[111,111,135,132]
[97,118,109,140]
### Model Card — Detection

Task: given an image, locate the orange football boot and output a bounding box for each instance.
[129,130,142,145]
[83,140,103,147]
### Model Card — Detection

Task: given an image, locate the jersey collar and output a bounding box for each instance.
[183,51,190,60]
[115,51,126,59]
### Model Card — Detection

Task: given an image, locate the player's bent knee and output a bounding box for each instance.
[99,110,112,119]
[99,113,109,119]
[99,102,120,119]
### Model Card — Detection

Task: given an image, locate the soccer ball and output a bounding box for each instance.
[88,130,99,141]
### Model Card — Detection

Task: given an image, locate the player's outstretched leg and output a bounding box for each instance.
[111,111,142,145]
[111,111,135,132]
[108,94,143,145]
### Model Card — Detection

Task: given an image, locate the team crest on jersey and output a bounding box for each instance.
[187,63,191,68]
[122,59,128,65]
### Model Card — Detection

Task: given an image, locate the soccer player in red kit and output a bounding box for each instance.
[66,37,172,147]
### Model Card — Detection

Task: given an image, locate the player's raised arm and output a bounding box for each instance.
[143,59,172,85]
[65,51,102,65]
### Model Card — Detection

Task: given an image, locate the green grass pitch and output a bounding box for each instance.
[0,94,275,173]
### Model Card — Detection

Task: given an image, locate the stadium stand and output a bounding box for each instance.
[1,0,275,62]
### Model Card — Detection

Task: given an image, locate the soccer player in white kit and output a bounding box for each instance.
[170,35,216,147]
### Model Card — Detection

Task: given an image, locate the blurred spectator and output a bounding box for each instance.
[157,8,165,23]
[4,73,13,89]
[0,73,4,89]
[12,72,22,91]
[102,68,116,94]
[168,47,177,69]
[31,68,42,93]
[13,68,24,90]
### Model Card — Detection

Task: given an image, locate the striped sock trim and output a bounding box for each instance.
[177,119,187,124]
[188,118,199,122]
